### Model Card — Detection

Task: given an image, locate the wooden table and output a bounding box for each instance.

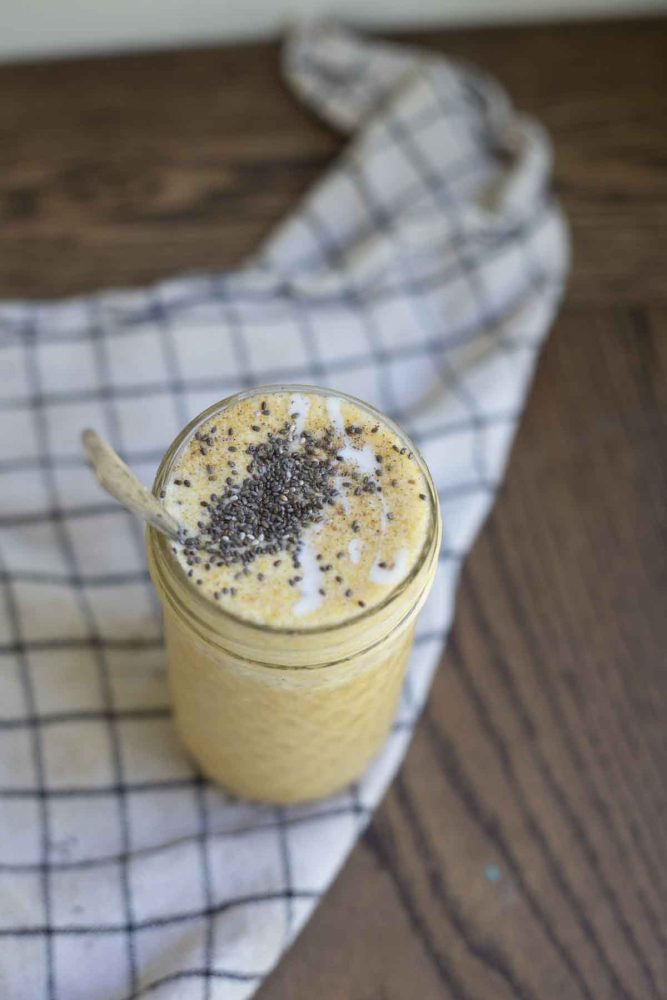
[1,17,665,999]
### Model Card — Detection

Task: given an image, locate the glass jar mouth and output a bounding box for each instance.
[149,383,441,640]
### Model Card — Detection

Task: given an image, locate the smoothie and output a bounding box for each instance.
[148,386,441,803]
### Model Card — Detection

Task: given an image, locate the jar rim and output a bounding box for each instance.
[148,384,441,644]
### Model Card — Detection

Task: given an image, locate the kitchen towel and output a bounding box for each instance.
[0,21,568,1000]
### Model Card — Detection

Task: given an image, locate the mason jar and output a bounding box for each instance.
[147,387,441,804]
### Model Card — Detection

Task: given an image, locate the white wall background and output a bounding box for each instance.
[1,0,665,63]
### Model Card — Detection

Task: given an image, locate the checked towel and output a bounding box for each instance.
[0,21,568,1000]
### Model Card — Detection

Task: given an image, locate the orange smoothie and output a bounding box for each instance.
[148,386,441,803]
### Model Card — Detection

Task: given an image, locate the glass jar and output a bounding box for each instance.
[147,387,441,804]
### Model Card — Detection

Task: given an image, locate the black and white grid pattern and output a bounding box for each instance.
[0,22,568,1000]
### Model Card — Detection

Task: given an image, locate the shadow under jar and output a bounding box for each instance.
[147,386,441,804]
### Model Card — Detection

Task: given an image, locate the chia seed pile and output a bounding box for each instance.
[179,417,379,575]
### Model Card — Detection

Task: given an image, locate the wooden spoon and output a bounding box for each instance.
[82,428,182,543]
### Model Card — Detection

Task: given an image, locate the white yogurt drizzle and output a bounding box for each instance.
[338,441,377,476]
[369,547,410,587]
[348,537,363,564]
[379,493,390,534]
[326,395,384,499]
[325,395,345,436]
[293,528,324,618]
[289,392,310,443]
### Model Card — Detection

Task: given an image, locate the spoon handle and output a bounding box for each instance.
[82,429,182,543]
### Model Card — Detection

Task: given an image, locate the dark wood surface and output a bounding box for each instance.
[1,17,666,1000]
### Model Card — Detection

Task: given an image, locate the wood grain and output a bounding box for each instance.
[0,17,665,1000]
